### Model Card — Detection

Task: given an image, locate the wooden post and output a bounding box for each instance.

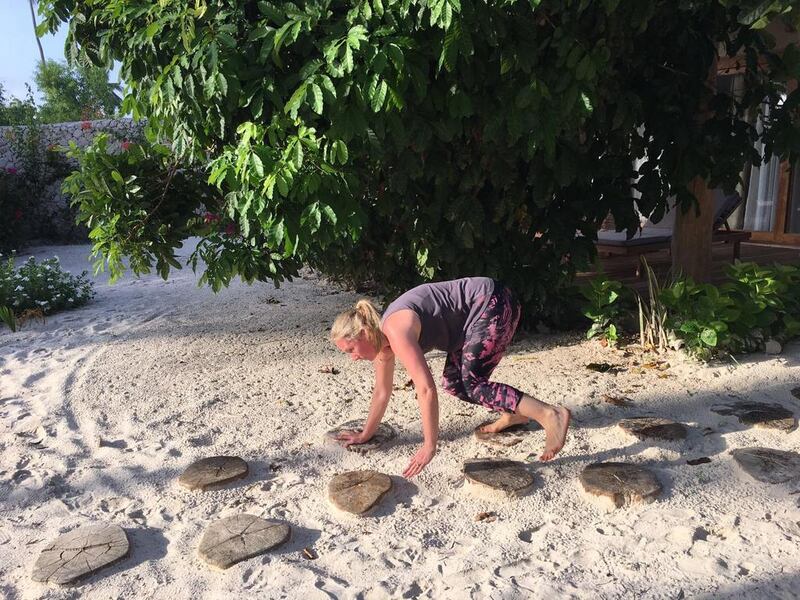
[671,56,718,281]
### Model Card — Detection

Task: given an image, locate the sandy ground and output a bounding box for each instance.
[1,242,799,600]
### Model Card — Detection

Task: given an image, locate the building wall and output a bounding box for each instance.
[0,118,144,243]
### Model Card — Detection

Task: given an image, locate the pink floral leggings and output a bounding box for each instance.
[441,283,523,413]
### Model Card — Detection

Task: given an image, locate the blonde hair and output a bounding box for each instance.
[331,300,383,352]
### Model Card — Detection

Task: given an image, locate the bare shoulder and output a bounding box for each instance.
[382,308,421,337]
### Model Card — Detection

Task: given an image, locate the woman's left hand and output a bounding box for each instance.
[402,444,436,478]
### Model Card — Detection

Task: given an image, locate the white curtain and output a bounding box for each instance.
[743,103,782,232]
[789,160,800,234]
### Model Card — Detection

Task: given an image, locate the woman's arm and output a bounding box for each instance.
[382,310,439,477]
[336,347,395,447]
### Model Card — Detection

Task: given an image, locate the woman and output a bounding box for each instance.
[331,277,570,478]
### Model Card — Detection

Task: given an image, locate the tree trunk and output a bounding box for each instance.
[671,56,718,282]
[29,0,46,66]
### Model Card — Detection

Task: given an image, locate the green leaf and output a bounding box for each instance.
[309,83,324,114]
[284,83,309,116]
[250,153,264,177]
[145,22,161,40]
[111,170,124,184]
[319,75,337,100]
[386,43,405,70]
[216,72,228,96]
[293,140,304,168]
[276,173,289,196]
[335,140,349,164]
[347,25,369,50]
[700,328,718,347]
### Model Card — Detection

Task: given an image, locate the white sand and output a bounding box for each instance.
[2,243,800,599]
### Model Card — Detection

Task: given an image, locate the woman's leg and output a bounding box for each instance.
[441,350,470,401]
[460,284,571,460]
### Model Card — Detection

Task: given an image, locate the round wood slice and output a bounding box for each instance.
[618,417,688,441]
[178,456,249,491]
[731,447,800,485]
[710,402,796,432]
[474,420,541,447]
[328,470,393,514]
[32,523,129,585]
[325,420,397,453]
[198,514,290,569]
[463,459,535,498]
[580,462,662,508]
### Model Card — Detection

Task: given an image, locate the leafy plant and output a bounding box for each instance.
[0,305,16,331]
[581,276,630,346]
[0,255,95,317]
[660,276,738,358]
[636,257,672,353]
[37,0,800,318]
[63,133,237,285]
[722,262,800,347]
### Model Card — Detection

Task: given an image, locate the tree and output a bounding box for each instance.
[0,84,38,126]
[39,1,800,318]
[34,60,121,123]
[29,0,46,66]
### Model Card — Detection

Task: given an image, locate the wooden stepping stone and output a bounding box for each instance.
[198,514,290,569]
[328,470,393,515]
[32,523,129,585]
[580,462,662,508]
[618,417,688,441]
[710,401,796,432]
[325,420,397,453]
[463,459,535,498]
[178,456,248,491]
[731,447,800,484]
[474,420,541,448]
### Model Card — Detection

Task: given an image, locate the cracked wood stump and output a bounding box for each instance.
[32,523,129,585]
[178,456,249,490]
[198,515,291,569]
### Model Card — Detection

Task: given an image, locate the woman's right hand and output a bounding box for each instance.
[334,429,374,447]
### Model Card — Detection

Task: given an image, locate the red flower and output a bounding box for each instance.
[80,121,92,130]
[13,209,23,222]
[121,140,131,151]
[6,167,18,175]
[203,212,221,224]
[224,223,236,236]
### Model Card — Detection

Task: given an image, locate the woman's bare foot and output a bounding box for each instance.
[477,413,530,434]
[539,406,571,461]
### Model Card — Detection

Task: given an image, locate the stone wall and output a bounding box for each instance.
[0,118,144,244]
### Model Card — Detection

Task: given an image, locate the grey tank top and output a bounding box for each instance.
[381,277,496,353]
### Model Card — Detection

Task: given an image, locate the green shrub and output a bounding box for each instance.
[660,278,739,358]
[62,133,241,286]
[580,276,631,345]
[721,262,800,346]
[0,255,95,318]
[651,262,800,359]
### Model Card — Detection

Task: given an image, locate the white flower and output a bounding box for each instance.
[67,298,74,302]
[14,285,22,291]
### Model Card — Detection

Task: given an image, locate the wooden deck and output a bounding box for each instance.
[578,242,800,290]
